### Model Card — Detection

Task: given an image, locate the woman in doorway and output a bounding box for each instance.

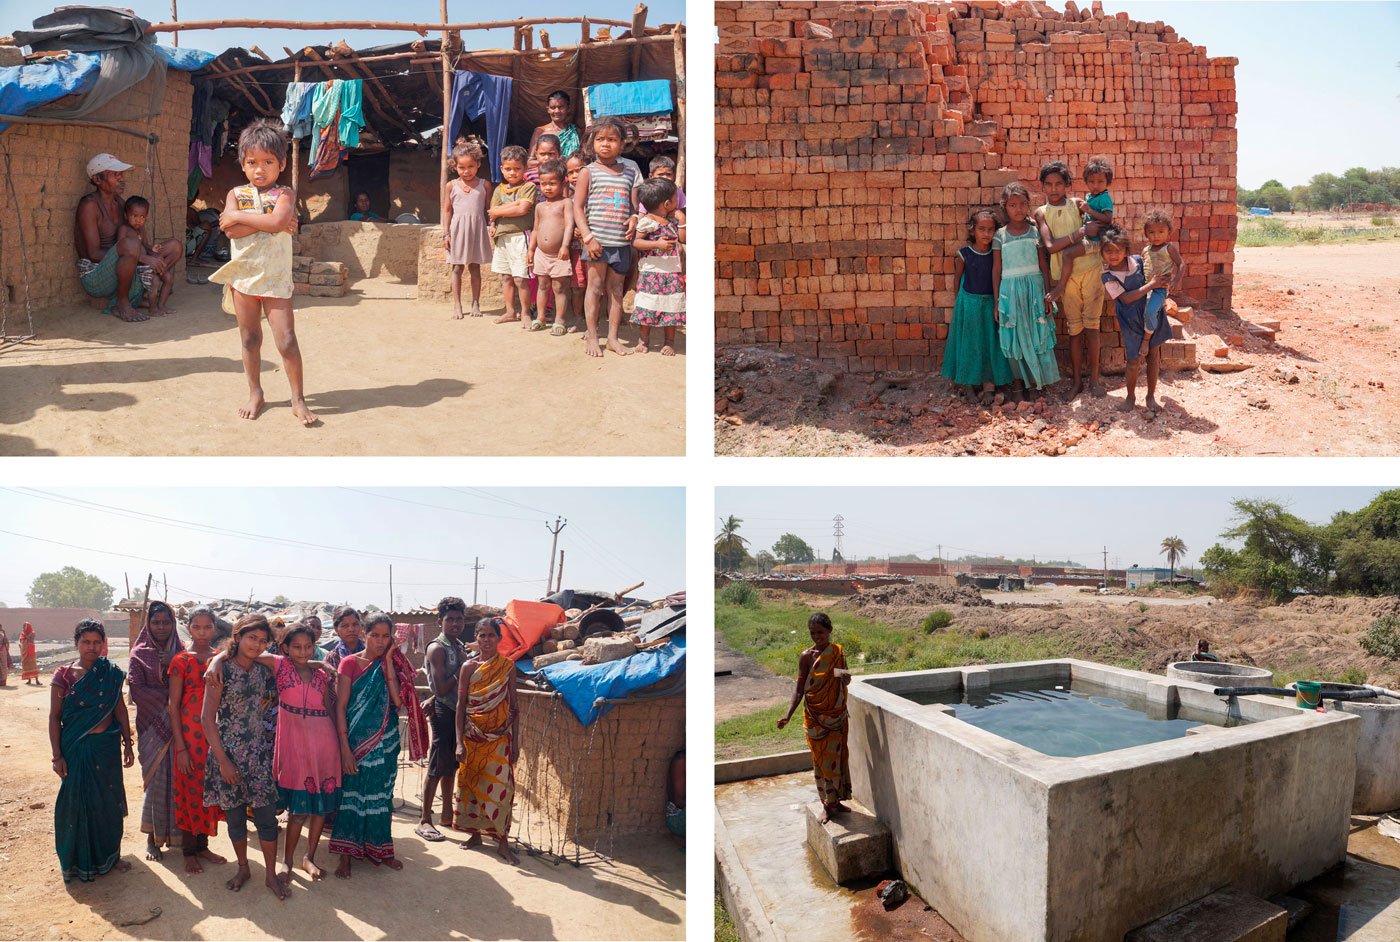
[528,89,581,162]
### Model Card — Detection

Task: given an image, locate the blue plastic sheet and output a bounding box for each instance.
[587,80,672,117]
[0,45,214,134]
[533,633,685,725]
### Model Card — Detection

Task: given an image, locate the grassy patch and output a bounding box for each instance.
[718,599,1088,678]
[1237,218,1400,247]
[715,887,741,942]
[716,703,807,760]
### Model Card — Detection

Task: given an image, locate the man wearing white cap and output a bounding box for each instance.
[72,153,181,321]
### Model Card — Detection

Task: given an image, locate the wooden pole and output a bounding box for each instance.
[171,0,179,47]
[148,16,634,35]
[291,59,301,198]
[672,22,685,188]
[629,4,647,80]
[207,34,680,80]
[440,2,451,223]
[556,550,564,594]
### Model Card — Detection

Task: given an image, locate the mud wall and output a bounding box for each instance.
[715,0,1237,374]
[0,69,191,314]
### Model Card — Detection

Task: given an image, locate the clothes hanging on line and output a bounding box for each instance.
[306,79,364,178]
[280,81,316,139]
[448,70,513,183]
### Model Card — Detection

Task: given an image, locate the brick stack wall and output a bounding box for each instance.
[514,690,684,843]
[0,70,192,316]
[715,0,1237,375]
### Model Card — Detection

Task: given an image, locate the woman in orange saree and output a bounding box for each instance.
[777,612,852,823]
[454,617,520,865]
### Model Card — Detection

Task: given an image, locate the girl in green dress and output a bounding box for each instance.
[992,183,1062,399]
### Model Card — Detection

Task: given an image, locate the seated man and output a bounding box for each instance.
[72,153,181,322]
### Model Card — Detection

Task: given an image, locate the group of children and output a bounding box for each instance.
[942,158,1185,417]
[442,112,687,358]
[190,103,685,427]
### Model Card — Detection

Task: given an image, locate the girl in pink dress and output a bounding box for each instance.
[442,141,494,320]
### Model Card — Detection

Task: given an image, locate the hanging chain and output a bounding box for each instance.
[0,139,37,345]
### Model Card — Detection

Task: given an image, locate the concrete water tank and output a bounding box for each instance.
[1287,681,1400,813]
[1165,661,1274,687]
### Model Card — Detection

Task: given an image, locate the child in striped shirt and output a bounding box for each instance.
[572,117,639,358]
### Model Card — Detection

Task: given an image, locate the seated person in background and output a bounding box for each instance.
[1192,639,1220,662]
[349,192,383,221]
[186,208,228,263]
[115,196,176,316]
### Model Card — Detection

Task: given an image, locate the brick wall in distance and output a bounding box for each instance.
[514,690,684,843]
[0,69,192,314]
[716,0,1237,375]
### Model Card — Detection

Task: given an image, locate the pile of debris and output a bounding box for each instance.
[529,587,687,668]
[837,582,991,630]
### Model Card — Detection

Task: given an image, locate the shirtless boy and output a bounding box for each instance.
[114,197,176,316]
[527,160,574,336]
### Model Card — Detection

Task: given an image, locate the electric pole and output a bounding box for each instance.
[833,514,845,563]
[545,517,567,592]
[471,557,484,604]
[389,565,393,611]
[1102,546,1109,587]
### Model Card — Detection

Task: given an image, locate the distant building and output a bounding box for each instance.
[0,607,105,641]
[1126,567,1176,589]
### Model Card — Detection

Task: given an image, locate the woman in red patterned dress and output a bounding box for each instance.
[165,607,226,875]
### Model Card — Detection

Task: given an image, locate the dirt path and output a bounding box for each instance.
[0,283,684,456]
[0,677,684,941]
[716,243,1400,457]
[715,637,792,721]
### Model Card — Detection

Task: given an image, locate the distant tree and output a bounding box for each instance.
[272,594,290,606]
[1160,536,1187,581]
[27,566,115,611]
[772,533,816,564]
[1256,185,1291,212]
[715,515,750,571]
[1327,489,1400,595]
[1289,185,1312,210]
[754,550,777,574]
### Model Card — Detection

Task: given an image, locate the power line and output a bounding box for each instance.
[5,488,495,569]
[337,487,542,522]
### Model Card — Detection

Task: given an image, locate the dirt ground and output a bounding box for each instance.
[0,677,685,941]
[717,588,1400,718]
[715,243,1400,456]
[0,281,685,456]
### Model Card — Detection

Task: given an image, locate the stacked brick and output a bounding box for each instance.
[290,239,350,298]
[0,69,191,315]
[716,0,1238,375]
[515,691,684,842]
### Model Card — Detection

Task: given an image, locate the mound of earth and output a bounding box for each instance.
[837,582,990,628]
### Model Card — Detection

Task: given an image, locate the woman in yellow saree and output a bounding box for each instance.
[454,617,520,865]
[777,612,852,823]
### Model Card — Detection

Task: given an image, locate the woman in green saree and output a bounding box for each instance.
[328,614,428,877]
[50,619,135,883]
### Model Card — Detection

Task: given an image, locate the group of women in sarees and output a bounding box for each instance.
[47,600,523,895]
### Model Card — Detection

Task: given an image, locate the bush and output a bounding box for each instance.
[922,609,953,633]
[1340,666,1368,686]
[1372,216,1395,227]
[973,627,990,640]
[864,639,897,664]
[1138,602,1150,613]
[1360,615,1400,660]
[719,582,759,608]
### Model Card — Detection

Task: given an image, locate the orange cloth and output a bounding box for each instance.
[803,642,851,806]
[498,600,565,661]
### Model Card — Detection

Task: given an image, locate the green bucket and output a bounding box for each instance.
[1295,681,1323,709]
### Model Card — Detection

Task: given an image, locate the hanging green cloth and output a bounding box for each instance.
[337,79,364,149]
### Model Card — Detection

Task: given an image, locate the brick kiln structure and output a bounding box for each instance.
[0,69,191,314]
[715,0,1238,375]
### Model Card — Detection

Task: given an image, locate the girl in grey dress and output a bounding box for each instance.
[442,141,494,319]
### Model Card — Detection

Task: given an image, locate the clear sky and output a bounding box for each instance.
[1101,1,1400,188]
[0,487,684,610]
[4,0,683,67]
[717,487,1390,572]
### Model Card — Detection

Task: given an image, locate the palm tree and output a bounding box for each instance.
[1160,536,1187,582]
[715,515,750,571]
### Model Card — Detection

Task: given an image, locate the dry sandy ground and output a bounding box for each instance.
[715,242,1400,456]
[0,283,684,456]
[0,677,685,941]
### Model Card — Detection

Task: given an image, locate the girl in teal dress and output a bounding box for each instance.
[992,183,1061,399]
[942,207,1012,404]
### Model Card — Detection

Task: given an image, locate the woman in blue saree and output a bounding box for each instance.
[329,614,427,877]
[50,619,135,883]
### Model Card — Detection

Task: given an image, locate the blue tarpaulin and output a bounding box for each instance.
[531,633,685,725]
[0,46,215,134]
[587,79,672,117]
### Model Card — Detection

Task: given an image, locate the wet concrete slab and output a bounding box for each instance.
[1290,818,1400,942]
[715,773,965,942]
